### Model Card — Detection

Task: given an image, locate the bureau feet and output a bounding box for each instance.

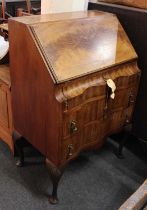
[13,132,25,167]
[115,133,126,159]
[115,124,131,159]
[46,159,65,204]
[15,137,25,167]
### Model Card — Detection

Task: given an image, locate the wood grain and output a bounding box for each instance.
[9,11,140,167]
[98,0,147,9]
[30,12,137,83]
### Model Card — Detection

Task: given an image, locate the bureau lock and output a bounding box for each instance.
[70,120,78,134]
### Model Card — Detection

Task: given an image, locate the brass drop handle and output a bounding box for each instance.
[129,93,135,105]
[70,120,78,134]
[125,115,130,125]
[67,144,74,158]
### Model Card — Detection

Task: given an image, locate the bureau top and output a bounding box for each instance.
[9,11,137,83]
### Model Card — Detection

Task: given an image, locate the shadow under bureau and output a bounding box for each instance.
[8,11,140,204]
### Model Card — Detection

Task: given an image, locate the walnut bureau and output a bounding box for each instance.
[8,11,140,204]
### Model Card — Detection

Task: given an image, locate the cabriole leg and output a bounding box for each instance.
[15,138,25,167]
[116,131,127,159]
[46,159,65,204]
[115,124,131,159]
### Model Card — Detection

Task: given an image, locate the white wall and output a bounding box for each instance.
[73,0,89,11]
[41,0,89,14]
[89,0,97,2]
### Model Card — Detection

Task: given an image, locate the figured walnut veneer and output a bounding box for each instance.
[9,11,140,167]
[57,61,140,164]
[98,0,147,9]
[30,12,136,83]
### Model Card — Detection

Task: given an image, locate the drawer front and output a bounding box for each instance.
[108,85,138,111]
[83,120,104,144]
[124,106,135,124]
[61,67,140,162]
[62,87,106,160]
[105,72,140,112]
[62,107,83,139]
[61,133,82,161]
[83,98,105,124]
[63,85,106,110]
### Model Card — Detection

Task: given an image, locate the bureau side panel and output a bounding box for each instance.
[9,20,61,165]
